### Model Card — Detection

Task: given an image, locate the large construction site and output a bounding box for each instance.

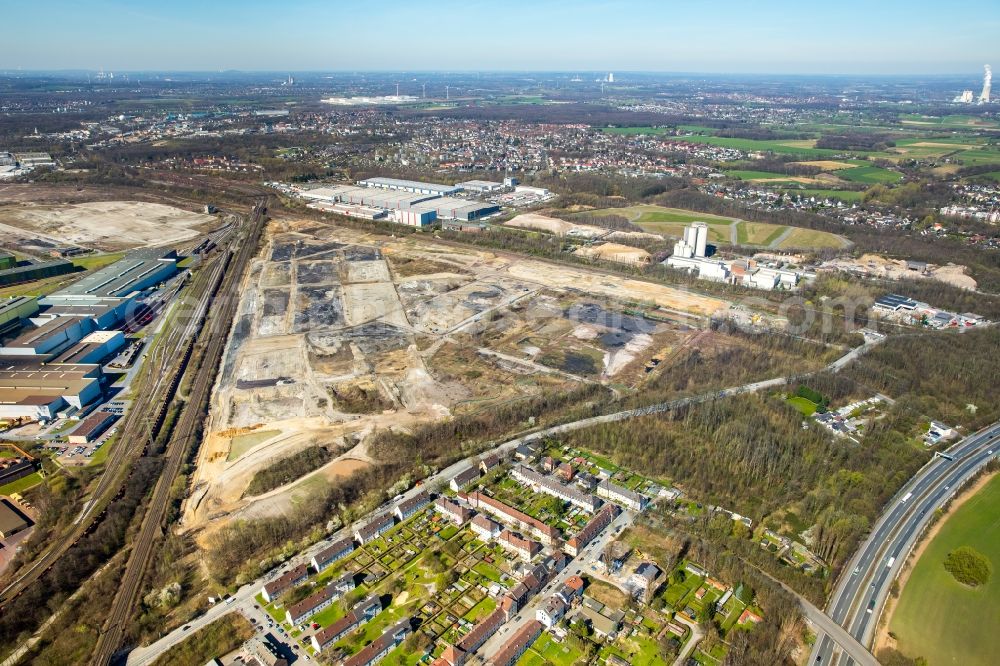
[185,216,739,532]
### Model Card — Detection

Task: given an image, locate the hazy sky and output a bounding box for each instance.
[3,0,997,74]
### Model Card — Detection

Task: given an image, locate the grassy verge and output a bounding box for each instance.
[888,474,1000,665]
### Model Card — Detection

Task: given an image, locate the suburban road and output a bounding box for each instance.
[810,422,1000,666]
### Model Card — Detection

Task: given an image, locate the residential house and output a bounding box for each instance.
[434,608,506,666]
[498,529,541,561]
[450,466,481,491]
[627,562,662,602]
[242,636,288,666]
[261,564,309,604]
[310,596,382,653]
[354,514,394,545]
[285,573,355,626]
[463,491,559,544]
[434,496,473,525]
[596,479,648,511]
[536,595,567,628]
[479,453,503,474]
[311,537,355,572]
[487,620,543,666]
[510,465,600,514]
[565,504,619,556]
[470,514,503,541]
[342,619,410,666]
[393,491,430,521]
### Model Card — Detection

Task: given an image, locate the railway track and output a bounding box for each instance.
[0,239,232,607]
[90,200,267,666]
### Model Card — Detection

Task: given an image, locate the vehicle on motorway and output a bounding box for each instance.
[866,598,876,613]
[900,492,912,503]
[852,566,860,576]
[886,556,895,568]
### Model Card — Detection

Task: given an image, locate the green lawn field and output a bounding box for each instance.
[576,205,736,242]
[777,227,848,250]
[786,396,818,416]
[889,474,1000,666]
[577,204,846,249]
[836,165,902,184]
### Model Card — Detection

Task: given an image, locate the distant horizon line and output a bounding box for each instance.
[0,68,990,78]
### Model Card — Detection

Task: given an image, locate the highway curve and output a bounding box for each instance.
[810,422,1000,665]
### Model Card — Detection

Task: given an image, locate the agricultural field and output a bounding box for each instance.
[898,114,1000,129]
[834,165,902,184]
[727,164,900,185]
[601,126,675,136]
[887,474,1000,666]
[661,134,844,157]
[724,170,826,186]
[875,136,1000,168]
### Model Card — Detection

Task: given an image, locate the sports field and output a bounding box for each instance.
[888,474,1000,666]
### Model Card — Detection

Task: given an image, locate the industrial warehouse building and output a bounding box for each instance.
[299,181,500,225]
[53,330,126,365]
[358,177,462,196]
[0,361,103,421]
[0,500,29,539]
[43,247,178,303]
[0,316,97,357]
[0,297,39,334]
[67,410,118,444]
[0,259,74,287]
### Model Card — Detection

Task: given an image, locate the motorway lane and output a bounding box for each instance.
[811,423,1000,665]
[842,438,1000,660]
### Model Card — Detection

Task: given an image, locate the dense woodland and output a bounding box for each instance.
[563,391,929,583]
[844,326,1000,428]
